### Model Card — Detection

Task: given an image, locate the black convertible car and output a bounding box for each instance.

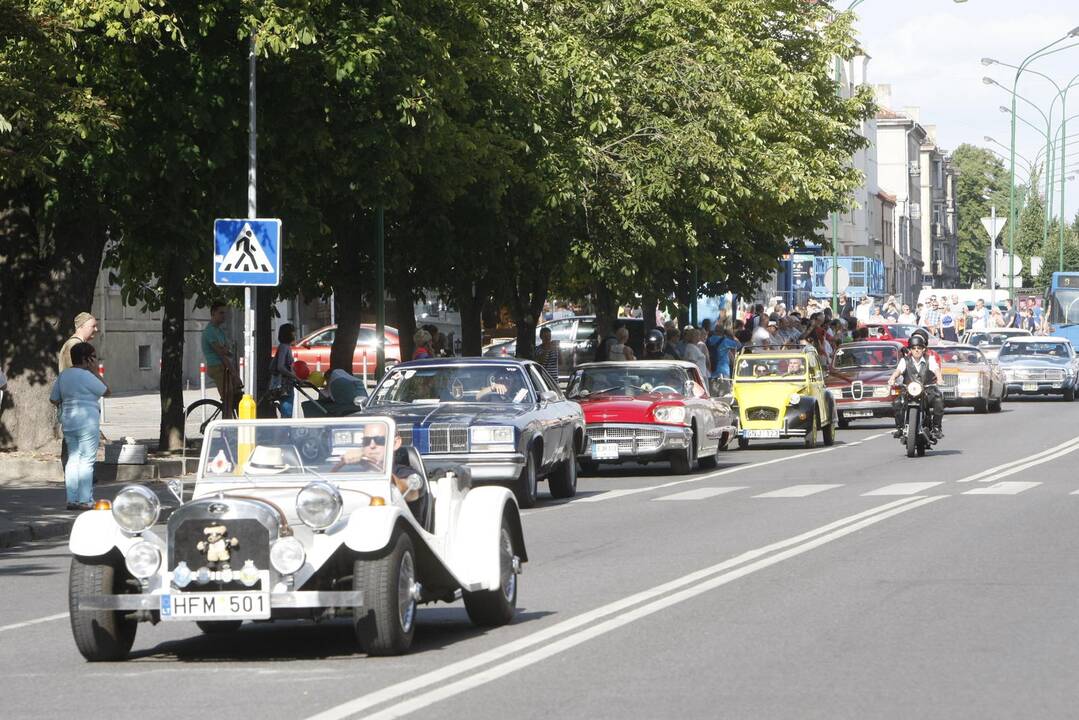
[359,358,586,508]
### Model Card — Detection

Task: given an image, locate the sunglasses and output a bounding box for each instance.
[363,435,387,447]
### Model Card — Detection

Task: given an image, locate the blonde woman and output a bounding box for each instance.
[412,329,433,360]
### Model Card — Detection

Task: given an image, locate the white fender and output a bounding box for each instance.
[449,486,519,591]
[68,510,141,557]
[342,505,408,553]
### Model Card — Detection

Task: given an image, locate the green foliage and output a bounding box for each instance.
[951,144,1009,287]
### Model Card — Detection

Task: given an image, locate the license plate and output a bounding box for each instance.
[744,429,781,439]
[160,592,270,621]
[1022,383,1038,392]
[591,442,619,460]
[844,410,873,418]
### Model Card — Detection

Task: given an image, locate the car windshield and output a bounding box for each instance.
[568,365,690,397]
[198,420,392,481]
[937,348,985,365]
[833,346,898,369]
[999,342,1070,358]
[966,332,1024,346]
[1049,289,1079,325]
[735,356,807,379]
[369,365,534,405]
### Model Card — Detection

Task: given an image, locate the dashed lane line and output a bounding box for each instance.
[0,612,68,634]
[652,487,747,501]
[957,435,1079,483]
[863,482,945,496]
[753,484,843,498]
[963,481,1042,495]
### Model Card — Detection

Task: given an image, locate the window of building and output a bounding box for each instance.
[138,345,151,370]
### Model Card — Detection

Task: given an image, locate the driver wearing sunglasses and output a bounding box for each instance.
[337,423,425,505]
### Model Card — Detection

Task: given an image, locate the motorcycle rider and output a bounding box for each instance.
[887,329,944,440]
[643,328,666,359]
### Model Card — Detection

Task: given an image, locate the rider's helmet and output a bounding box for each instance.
[645,328,665,355]
[909,330,928,349]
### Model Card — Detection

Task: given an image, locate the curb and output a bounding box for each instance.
[0,456,198,488]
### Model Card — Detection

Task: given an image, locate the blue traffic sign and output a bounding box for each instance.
[213,218,282,286]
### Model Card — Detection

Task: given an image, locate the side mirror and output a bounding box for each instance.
[353,395,368,409]
[540,390,559,402]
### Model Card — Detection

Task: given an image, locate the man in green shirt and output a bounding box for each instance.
[202,302,238,401]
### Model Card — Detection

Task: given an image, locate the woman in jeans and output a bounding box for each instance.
[269,323,298,417]
[50,342,109,510]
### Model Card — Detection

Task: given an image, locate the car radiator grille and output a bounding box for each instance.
[586,426,664,453]
[427,423,469,453]
[1007,368,1064,382]
[168,518,271,590]
[943,375,958,387]
[745,406,779,421]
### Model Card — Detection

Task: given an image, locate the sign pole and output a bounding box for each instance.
[990,205,997,308]
[239,34,257,422]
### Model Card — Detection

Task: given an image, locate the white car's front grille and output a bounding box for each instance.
[1006,368,1064,382]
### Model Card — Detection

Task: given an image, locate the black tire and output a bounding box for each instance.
[698,441,719,469]
[670,431,696,474]
[579,458,599,475]
[463,510,519,627]
[184,398,224,436]
[514,448,539,509]
[803,413,818,449]
[548,445,578,499]
[1065,388,1076,402]
[69,557,137,662]
[196,620,243,634]
[916,435,927,457]
[353,532,417,656]
[975,398,989,414]
[822,419,835,446]
[837,417,850,429]
[738,436,749,450]
[906,407,919,458]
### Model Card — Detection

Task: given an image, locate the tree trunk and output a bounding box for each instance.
[455,282,486,357]
[330,215,365,373]
[0,188,107,452]
[158,255,187,451]
[510,265,549,361]
[390,268,416,362]
[643,296,658,336]
[593,282,618,342]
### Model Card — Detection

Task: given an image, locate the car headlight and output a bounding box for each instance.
[112,485,161,534]
[788,393,802,406]
[653,405,688,424]
[296,481,343,530]
[907,381,923,397]
[872,386,890,398]
[470,426,515,445]
[270,536,306,575]
[124,541,161,579]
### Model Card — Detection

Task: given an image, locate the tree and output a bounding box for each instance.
[951,144,1009,287]
[1013,171,1045,288]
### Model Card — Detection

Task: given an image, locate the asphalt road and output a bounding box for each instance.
[3,397,1079,719]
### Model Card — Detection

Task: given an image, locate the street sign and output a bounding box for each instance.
[981,216,1005,242]
[213,218,282,286]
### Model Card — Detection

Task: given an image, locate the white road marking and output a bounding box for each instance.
[753,484,842,498]
[575,488,647,504]
[957,435,1079,483]
[324,496,945,720]
[861,432,889,442]
[963,481,1042,495]
[652,486,747,501]
[863,482,945,496]
[0,612,68,634]
[305,496,930,720]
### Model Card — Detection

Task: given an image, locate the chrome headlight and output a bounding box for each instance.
[907,381,923,397]
[124,541,161,579]
[470,425,516,451]
[653,405,688,424]
[788,393,802,406]
[872,385,890,398]
[270,536,306,575]
[112,485,161,534]
[296,481,343,530]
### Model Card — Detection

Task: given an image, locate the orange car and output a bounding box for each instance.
[291,324,401,375]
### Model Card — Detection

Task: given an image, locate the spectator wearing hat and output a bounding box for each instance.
[50,342,109,510]
[58,312,99,372]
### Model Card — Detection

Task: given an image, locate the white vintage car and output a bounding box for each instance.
[67,416,526,661]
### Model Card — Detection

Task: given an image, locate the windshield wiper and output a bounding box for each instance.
[589,386,625,396]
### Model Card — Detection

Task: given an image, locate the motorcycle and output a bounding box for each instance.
[896,380,938,458]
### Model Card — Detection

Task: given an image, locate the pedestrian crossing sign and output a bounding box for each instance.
[213,218,282,286]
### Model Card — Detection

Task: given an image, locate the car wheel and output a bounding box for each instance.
[974,398,988,414]
[514,448,539,509]
[1065,388,1076,402]
[737,436,750,450]
[989,396,1002,413]
[822,419,836,446]
[698,440,720,470]
[69,557,137,662]
[548,445,577,499]
[803,414,818,449]
[196,621,243,634]
[463,511,519,627]
[353,532,417,656]
[669,432,696,474]
[579,458,599,475]
[837,417,850,430]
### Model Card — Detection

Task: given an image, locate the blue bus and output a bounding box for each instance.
[1045,272,1079,346]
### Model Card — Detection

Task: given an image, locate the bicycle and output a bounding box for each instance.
[184,362,242,436]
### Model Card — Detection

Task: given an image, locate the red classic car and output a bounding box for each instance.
[291,324,401,376]
[566,360,737,475]
[826,341,904,428]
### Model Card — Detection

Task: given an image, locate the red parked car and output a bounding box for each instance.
[291,324,401,376]
[566,360,737,475]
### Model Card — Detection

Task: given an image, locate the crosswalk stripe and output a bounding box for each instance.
[863,482,945,496]
[753,484,843,498]
[653,487,747,501]
[963,481,1042,495]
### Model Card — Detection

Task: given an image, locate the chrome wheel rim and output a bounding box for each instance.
[398,551,416,632]
[499,528,517,602]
